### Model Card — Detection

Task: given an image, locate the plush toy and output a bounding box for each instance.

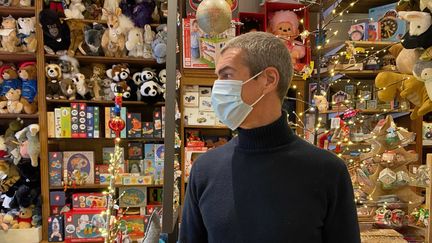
[72,73,93,100]
[64,0,85,19]
[268,10,305,70]
[45,63,64,99]
[11,206,33,229]
[106,63,132,99]
[0,16,20,53]
[390,43,423,74]
[396,0,421,12]
[0,214,9,231]
[131,0,155,28]
[134,68,163,103]
[101,8,134,57]
[0,89,24,114]
[58,55,80,80]
[314,93,329,113]
[99,78,115,100]
[18,62,38,114]
[60,78,77,100]
[3,213,17,228]
[83,0,103,20]
[413,59,432,100]
[399,11,432,49]
[102,0,121,20]
[152,24,167,64]
[9,184,39,210]
[126,27,144,57]
[0,136,7,159]
[16,17,37,53]
[19,0,30,7]
[0,65,21,97]
[78,23,105,56]
[89,63,105,100]
[143,24,155,58]
[119,0,134,17]
[0,160,20,194]
[39,9,71,55]
[4,118,24,164]
[65,19,87,56]
[15,124,40,167]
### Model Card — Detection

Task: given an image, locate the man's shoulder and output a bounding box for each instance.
[194,137,238,169]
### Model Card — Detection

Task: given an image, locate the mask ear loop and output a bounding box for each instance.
[243,70,264,85]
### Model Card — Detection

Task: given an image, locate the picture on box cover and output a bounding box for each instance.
[191,19,201,59]
[128,160,142,173]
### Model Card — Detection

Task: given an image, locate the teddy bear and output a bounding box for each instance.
[65,19,87,56]
[99,78,115,100]
[15,124,40,167]
[101,8,134,57]
[0,214,10,231]
[106,63,132,99]
[0,89,24,114]
[399,11,432,49]
[45,63,64,100]
[89,63,105,100]
[64,0,85,19]
[18,62,38,114]
[58,55,80,80]
[11,206,33,229]
[268,10,306,71]
[78,23,105,56]
[152,24,167,64]
[0,65,21,97]
[60,78,77,100]
[126,27,144,57]
[0,15,20,53]
[131,0,155,28]
[83,0,103,20]
[72,73,94,100]
[16,17,37,53]
[39,9,71,55]
[0,160,20,194]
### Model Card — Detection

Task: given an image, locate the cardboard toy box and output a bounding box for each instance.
[120,215,145,238]
[72,193,107,209]
[63,151,95,185]
[64,209,106,243]
[119,187,147,208]
[48,215,64,242]
[0,227,42,243]
[49,152,63,186]
[50,191,66,206]
[369,3,407,42]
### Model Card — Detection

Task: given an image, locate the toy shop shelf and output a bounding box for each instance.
[46,99,165,107]
[60,18,160,28]
[407,224,427,233]
[48,137,164,144]
[50,184,163,190]
[318,109,412,114]
[322,0,397,14]
[0,52,36,61]
[335,70,383,78]
[45,54,163,66]
[0,113,38,119]
[184,125,229,129]
[346,41,397,49]
[0,6,35,16]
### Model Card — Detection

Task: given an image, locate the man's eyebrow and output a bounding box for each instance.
[216,66,235,76]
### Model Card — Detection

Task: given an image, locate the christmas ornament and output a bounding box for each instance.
[196,0,232,35]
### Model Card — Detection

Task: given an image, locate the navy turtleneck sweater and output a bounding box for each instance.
[180,112,360,243]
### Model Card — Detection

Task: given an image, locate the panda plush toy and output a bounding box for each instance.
[133,68,164,103]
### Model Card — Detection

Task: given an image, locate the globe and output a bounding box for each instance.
[196,0,232,35]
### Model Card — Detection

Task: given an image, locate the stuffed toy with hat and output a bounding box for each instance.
[0,65,21,97]
[39,9,71,55]
[268,10,306,71]
[18,62,37,114]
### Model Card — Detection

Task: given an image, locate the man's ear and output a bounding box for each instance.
[262,67,279,95]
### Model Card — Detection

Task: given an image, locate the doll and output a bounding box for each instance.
[268,10,306,69]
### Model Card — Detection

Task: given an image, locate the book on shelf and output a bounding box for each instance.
[47,111,55,138]
[61,107,71,138]
[54,108,62,138]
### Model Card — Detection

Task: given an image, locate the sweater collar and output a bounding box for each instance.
[237,111,294,150]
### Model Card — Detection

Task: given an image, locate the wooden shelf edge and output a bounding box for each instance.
[0,113,39,119]
[46,99,165,106]
[45,54,162,65]
[50,184,163,190]
[184,125,228,129]
[0,6,35,15]
[48,137,164,143]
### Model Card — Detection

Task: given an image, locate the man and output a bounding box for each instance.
[180,32,360,243]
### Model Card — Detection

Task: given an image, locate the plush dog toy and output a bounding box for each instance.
[72,73,94,100]
[39,9,71,55]
[101,8,134,57]
[58,55,80,80]
[0,89,24,114]
[64,0,85,19]
[16,17,37,53]
[45,64,63,99]
[59,78,77,100]
[0,15,20,52]
[78,23,105,56]
[4,118,24,164]
[89,63,105,100]
[99,78,115,100]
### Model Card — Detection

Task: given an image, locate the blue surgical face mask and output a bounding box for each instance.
[211,71,265,130]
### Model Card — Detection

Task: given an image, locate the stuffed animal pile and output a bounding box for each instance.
[375,0,432,120]
[0,15,37,53]
[45,55,168,103]
[0,118,42,232]
[40,5,168,63]
[0,62,38,114]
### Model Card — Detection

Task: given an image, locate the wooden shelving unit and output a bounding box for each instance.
[46,99,165,107]
[50,184,164,190]
[45,54,163,65]
[0,52,36,61]
[0,6,35,16]
[184,125,228,129]
[0,113,39,119]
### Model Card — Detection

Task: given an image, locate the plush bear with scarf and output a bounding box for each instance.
[0,65,21,97]
[18,62,38,114]
[17,17,37,53]
[39,9,71,55]
[268,10,306,72]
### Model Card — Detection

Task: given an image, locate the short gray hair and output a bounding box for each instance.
[221,32,293,101]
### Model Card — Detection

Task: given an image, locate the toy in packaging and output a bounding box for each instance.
[144,144,155,158]
[199,96,212,111]
[119,216,145,237]
[122,175,151,185]
[86,106,94,138]
[153,108,162,138]
[348,23,368,41]
[64,209,106,243]
[48,215,64,242]
[143,158,156,179]
[119,187,147,207]
[71,103,79,138]
[49,152,63,186]
[50,191,66,206]
[127,160,143,174]
[102,147,125,171]
[72,193,107,209]
[78,103,87,138]
[368,22,381,41]
[369,3,406,42]
[154,160,164,185]
[94,164,109,184]
[127,113,142,138]
[128,142,143,160]
[154,144,164,161]
[148,188,163,205]
[183,91,199,107]
[142,122,154,138]
[63,151,95,185]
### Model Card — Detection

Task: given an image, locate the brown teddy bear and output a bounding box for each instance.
[0,160,20,193]
[0,89,24,114]
[60,78,77,100]
[0,16,20,53]
[12,206,33,229]
[45,64,64,100]
[18,62,38,114]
